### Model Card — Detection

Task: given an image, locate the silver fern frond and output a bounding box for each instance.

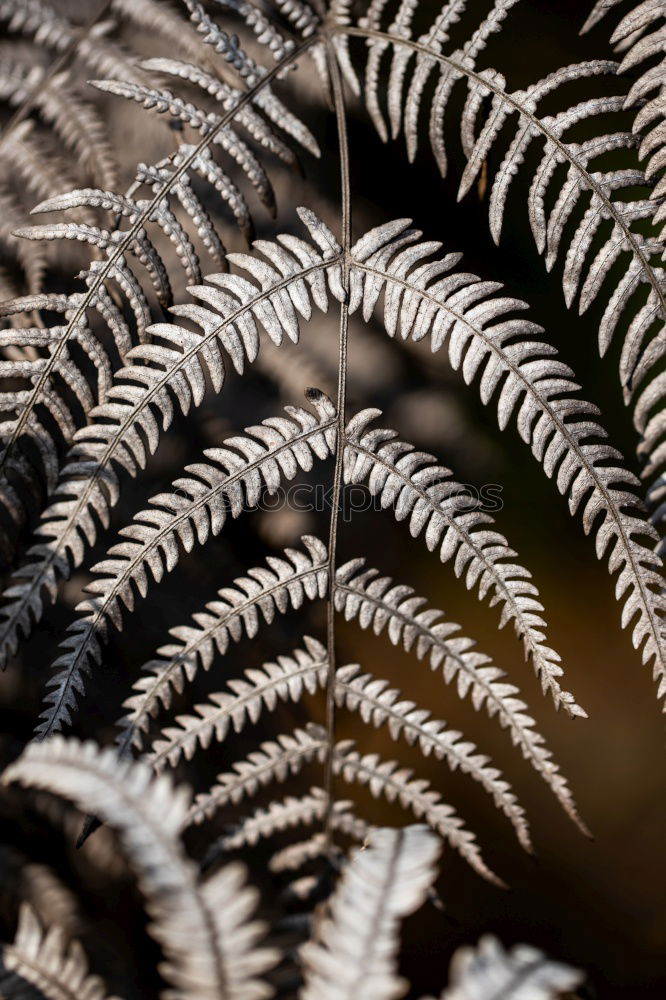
[440,934,583,999]
[120,556,328,757]
[149,635,329,770]
[583,0,666,210]
[334,558,584,830]
[187,724,500,884]
[299,826,441,1000]
[37,401,335,739]
[343,408,580,718]
[3,905,119,1000]
[2,737,277,1000]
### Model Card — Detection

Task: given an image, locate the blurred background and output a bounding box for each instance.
[0,0,664,997]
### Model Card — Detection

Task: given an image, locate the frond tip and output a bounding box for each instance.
[300,826,441,1000]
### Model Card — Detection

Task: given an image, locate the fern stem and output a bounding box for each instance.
[0,35,317,477]
[322,39,351,853]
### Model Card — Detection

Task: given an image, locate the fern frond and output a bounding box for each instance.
[440,934,583,999]
[346,220,666,708]
[0,212,343,666]
[2,737,277,1000]
[181,0,320,156]
[148,634,328,770]
[187,724,500,884]
[334,558,584,831]
[122,563,328,762]
[300,826,441,1000]
[3,905,118,1000]
[203,787,356,857]
[139,57,299,166]
[37,402,335,739]
[89,79,274,229]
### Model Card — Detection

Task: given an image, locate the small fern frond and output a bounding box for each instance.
[2,737,277,1000]
[440,934,583,1000]
[346,220,666,708]
[37,403,335,740]
[0,212,343,666]
[334,558,585,832]
[187,724,500,884]
[203,787,356,859]
[3,904,118,1000]
[300,826,441,1000]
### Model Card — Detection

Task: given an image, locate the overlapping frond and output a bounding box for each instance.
[345,219,666,707]
[3,905,118,1000]
[300,826,441,1000]
[37,402,335,739]
[440,934,583,1000]
[2,737,277,1000]
[583,0,666,211]
[0,211,343,667]
[346,2,665,392]
[186,723,500,884]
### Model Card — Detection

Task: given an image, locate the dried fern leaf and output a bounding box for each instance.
[2,737,277,1000]
[440,933,583,999]
[3,904,118,1000]
[139,57,298,166]
[89,78,274,224]
[38,405,335,739]
[582,0,666,205]
[346,220,666,708]
[300,826,441,1000]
